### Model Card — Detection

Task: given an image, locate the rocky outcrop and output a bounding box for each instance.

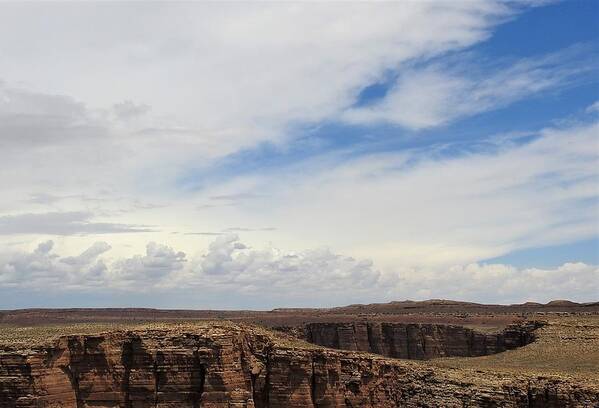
[289,321,541,359]
[1,324,597,407]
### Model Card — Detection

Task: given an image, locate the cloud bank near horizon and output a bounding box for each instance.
[1,233,596,307]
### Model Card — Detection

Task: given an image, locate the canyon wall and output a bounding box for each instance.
[290,321,541,359]
[1,325,597,407]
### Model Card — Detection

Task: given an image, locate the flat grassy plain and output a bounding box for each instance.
[0,320,323,351]
[433,314,599,382]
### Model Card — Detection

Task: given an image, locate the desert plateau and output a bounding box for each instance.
[1,300,598,407]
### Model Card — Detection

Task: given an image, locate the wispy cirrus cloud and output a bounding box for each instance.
[0,1,577,211]
[343,45,598,129]
[0,212,154,236]
[194,118,599,269]
[0,1,516,158]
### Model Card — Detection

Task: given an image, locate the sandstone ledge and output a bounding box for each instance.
[1,323,598,407]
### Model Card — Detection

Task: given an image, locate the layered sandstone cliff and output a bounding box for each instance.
[285,321,541,359]
[1,323,597,407]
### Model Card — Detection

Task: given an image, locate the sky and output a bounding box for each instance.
[0,1,598,309]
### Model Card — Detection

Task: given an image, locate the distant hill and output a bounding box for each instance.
[1,299,596,326]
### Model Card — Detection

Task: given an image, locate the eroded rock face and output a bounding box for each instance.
[292,321,541,359]
[0,325,596,407]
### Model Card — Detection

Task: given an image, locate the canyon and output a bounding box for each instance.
[279,321,541,359]
[1,300,598,407]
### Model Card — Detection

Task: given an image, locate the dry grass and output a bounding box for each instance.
[0,321,218,349]
[0,320,319,351]
[431,314,599,382]
[0,323,121,348]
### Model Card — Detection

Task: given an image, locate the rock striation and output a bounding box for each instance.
[1,323,597,407]
[289,321,541,359]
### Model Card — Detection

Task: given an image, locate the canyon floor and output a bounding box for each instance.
[1,300,598,407]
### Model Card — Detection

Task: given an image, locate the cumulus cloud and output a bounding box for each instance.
[60,242,112,266]
[0,236,596,305]
[396,262,599,304]
[0,240,110,289]
[0,212,154,235]
[112,242,187,283]
[0,240,185,290]
[0,235,380,295]
[177,234,380,294]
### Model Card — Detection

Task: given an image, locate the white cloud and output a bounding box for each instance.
[0,82,106,149]
[192,119,598,269]
[0,2,511,135]
[0,2,595,307]
[112,242,187,284]
[0,1,576,243]
[343,46,596,129]
[0,236,596,305]
[0,240,110,289]
[586,100,599,114]
[1,106,594,304]
[0,235,381,297]
[0,1,517,186]
[180,233,380,293]
[112,100,150,121]
[0,212,154,235]
[60,242,112,266]
[396,262,599,304]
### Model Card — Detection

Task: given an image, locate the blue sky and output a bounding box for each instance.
[181,0,599,193]
[0,1,597,308]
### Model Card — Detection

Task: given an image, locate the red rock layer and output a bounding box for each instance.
[0,326,596,407]
[298,321,540,359]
